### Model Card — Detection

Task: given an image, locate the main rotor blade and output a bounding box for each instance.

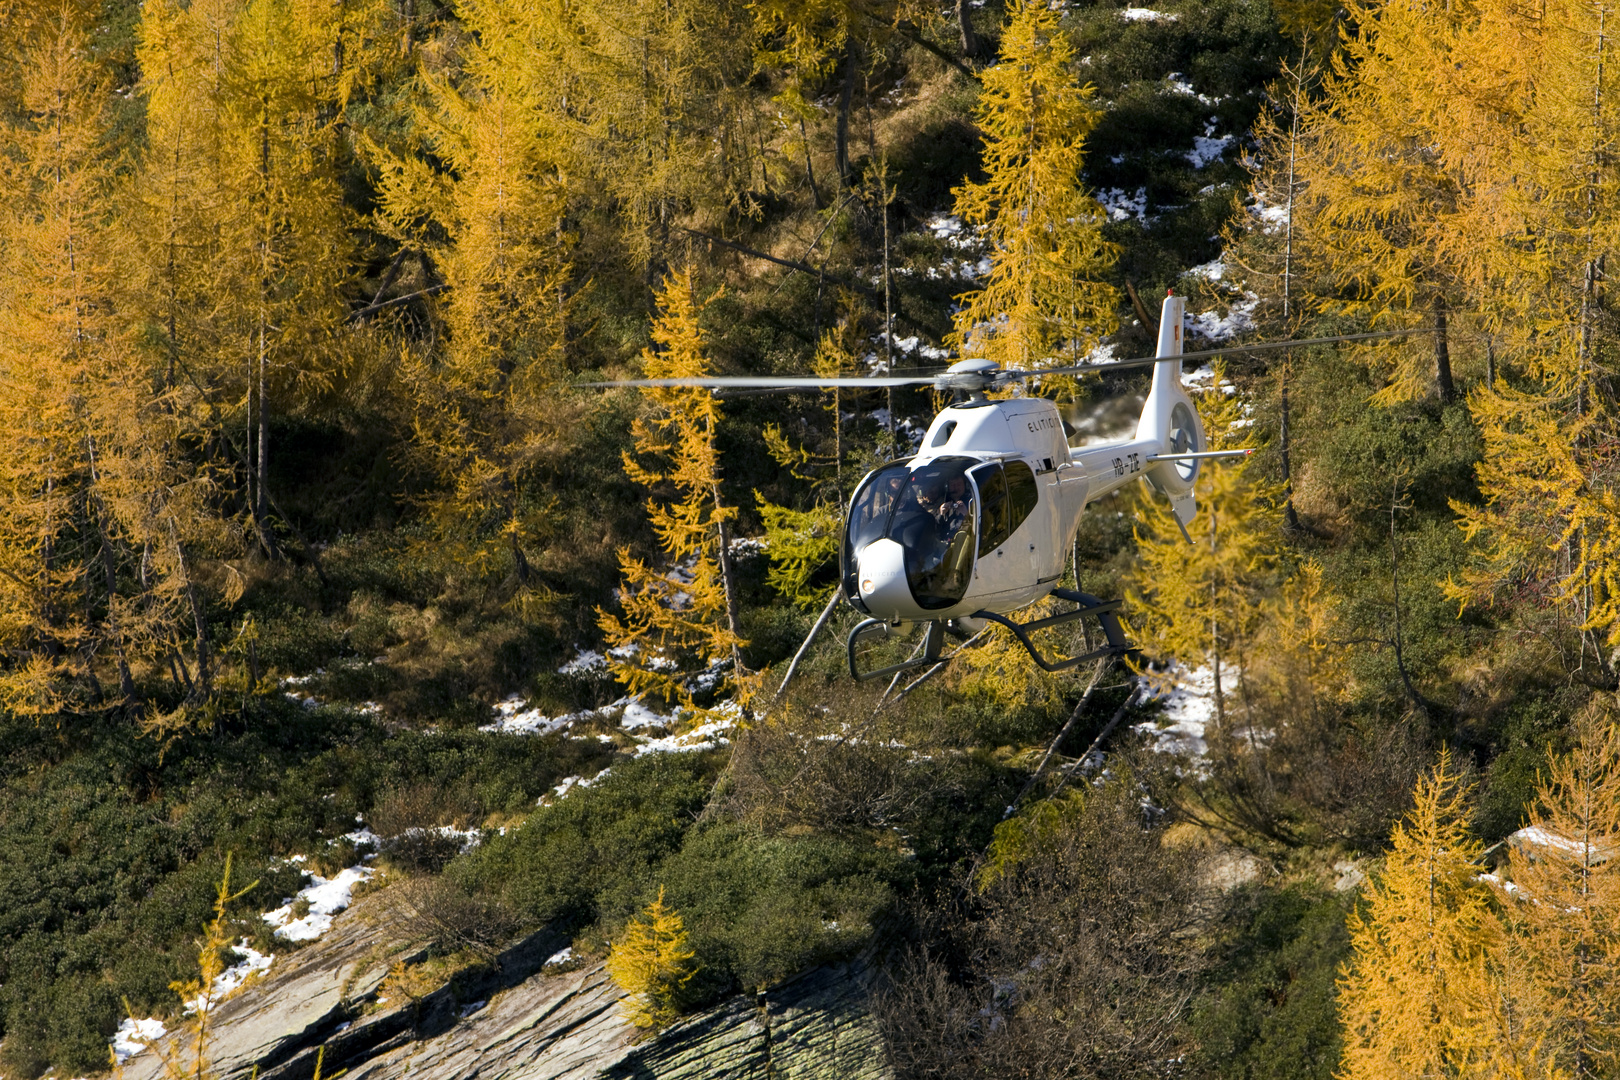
[578,327,1436,393]
[1009,327,1437,380]
[577,374,936,390]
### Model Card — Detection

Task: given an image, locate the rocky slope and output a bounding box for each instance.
[121,892,889,1080]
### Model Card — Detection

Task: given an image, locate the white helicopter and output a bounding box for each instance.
[592,292,1420,681]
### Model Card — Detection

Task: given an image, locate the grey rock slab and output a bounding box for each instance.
[121,890,892,1080]
[122,894,406,1080]
[340,964,636,1079]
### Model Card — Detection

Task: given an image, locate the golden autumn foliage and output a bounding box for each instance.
[948,0,1118,372]
[0,6,228,721]
[1500,706,1620,1076]
[1338,717,1620,1078]
[1287,0,1620,657]
[373,0,573,590]
[1338,749,1502,1080]
[1126,369,1280,726]
[1289,0,1466,405]
[605,886,700,1030]
[598,271,748,703]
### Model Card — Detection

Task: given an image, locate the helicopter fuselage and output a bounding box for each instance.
[841,297,1203,627]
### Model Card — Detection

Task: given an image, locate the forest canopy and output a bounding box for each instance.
[3,0,1620,1075]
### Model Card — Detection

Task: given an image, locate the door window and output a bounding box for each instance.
[972,459,1040,556]
[973,463,1009,556]
[1005,460,1039,536]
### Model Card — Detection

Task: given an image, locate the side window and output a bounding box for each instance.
[1004,460,1039,538]
[973,464,1009,556]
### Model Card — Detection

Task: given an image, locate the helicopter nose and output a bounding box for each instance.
[855,539,915,621]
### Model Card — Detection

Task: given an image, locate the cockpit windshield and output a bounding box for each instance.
[844,457,979,610]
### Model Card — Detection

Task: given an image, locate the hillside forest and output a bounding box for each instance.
[4,0,1620,1075]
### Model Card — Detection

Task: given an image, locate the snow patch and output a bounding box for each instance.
[1120,6,1177,20]
[481,695,576,736]
[546,946,575,966]
[186,940,273,1014]
[620,698,670,730]
[1510,824,1614,860]
[1250,193,1292,235]
[1166,73,1223,106]
[1097,186,1149,223]
[263,866,375,942]
[633,706,741,757]
[1186,118,1232,169]
[1135,664,1216,763]
[559,649,606,675]
[111,1017,166,1064]
[1185,296,1258,343]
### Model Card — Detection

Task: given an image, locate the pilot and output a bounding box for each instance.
[915,481,943,517]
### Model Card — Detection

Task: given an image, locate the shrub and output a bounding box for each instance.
[449,753,719,928]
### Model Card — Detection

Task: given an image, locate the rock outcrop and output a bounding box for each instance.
[122,893,890,1080]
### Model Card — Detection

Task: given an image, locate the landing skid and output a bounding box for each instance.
[846,589,1131,681]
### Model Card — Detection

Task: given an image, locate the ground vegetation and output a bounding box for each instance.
[2,0,1618,1075]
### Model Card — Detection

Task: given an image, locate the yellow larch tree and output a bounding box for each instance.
[0,5,239,719]
[122,0,363,559]
[1500,703,1620,1077]
[598,270,749,704]
[124,0,239,400]
[1248,559,1349,734]
[947,0,1118,373]
[226,0,359,548]
[497,0,761,283]
[1290,0,1473,403]
[372,0,573,592]
[0,7,223,716]
[0,6,122,718]
[605,886,699,1029]
[1125,368,1279,728]
[1440,0,1620,656]
[1337,748,1503,1080]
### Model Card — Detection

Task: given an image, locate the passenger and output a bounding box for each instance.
[937,475,969,540]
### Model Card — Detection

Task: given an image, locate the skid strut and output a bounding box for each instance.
[969,589,1130,673]
[846,590,1131,681]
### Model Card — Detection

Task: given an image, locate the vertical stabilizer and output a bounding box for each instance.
[1137,293,1202,539]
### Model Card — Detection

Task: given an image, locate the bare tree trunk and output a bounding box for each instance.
[836,44,857,182]
[775,588,842,700]
[1388,478,1426,713]
[1433,294,1455,403]
[1210,504,1225,728]
[1280,358,1301,531]
[956,0,981,58]
[1281,42,1303,532]
[169,519,212,698]
[799,114,823,208]
[714,511,746,676]
[882,170,895,450]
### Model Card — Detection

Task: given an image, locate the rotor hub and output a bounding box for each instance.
[933,358,1004,399]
